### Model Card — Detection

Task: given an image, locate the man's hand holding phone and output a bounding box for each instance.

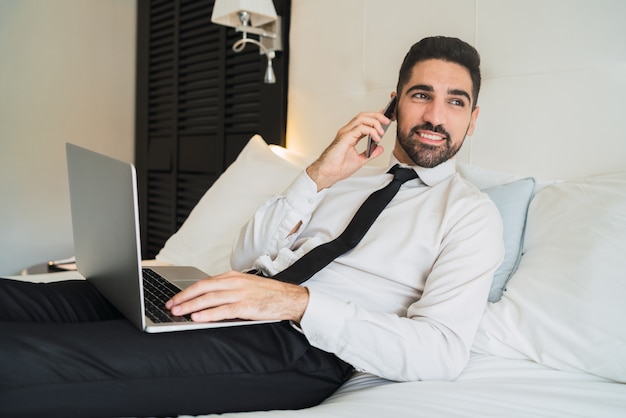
[306,96,397,191]
[366,96,397,158]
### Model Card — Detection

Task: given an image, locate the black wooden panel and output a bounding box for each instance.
[146,136,172,171]
[146,171,175,256]
[176,172,219,225]
[178,136,223,172]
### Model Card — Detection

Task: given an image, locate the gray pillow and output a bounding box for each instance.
[482,178,536,302]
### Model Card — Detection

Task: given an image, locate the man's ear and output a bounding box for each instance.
[466,105,480,136]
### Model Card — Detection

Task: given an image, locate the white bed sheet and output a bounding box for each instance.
[190,353,626,418]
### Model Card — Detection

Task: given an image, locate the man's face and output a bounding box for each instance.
[393,59,479,168]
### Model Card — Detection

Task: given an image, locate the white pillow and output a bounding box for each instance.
[156,135,305,274]
[473,172,626,382]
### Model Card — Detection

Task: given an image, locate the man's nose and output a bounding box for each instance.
[422,100,445,127]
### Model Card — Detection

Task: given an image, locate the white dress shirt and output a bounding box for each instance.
[231,157,504,382]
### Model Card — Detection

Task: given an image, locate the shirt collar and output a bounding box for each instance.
[389,156,457,187]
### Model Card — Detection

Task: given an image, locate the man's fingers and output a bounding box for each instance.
[166,272,240,309]
[169,289,237,317]
[339,112,390,141]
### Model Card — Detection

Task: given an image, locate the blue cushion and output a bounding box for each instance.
[482,178,536,302]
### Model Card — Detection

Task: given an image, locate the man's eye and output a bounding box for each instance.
[449,99,466,107]
[413,93,429,100]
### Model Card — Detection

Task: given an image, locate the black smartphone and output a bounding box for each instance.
[366,96,397,158]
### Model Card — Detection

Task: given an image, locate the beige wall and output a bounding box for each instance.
[0,0,136,275]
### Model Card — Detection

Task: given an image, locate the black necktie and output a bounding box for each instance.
[272,164,418,284]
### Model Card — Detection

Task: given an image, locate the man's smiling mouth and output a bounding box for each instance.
[418,131,445,141]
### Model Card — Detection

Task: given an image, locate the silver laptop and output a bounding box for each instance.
[66,143,276,333]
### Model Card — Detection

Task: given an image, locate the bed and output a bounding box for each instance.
[13,135,626,416]
[162,136,626,417]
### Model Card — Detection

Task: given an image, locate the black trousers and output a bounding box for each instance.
[0,278,353,418]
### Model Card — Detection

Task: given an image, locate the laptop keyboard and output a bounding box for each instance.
[142,268,192,323]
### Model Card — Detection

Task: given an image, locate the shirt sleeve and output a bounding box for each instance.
[300,197,505,382]
[230,171,325,272]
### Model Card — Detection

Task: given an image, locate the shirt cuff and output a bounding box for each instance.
[300,286,347,351]
[282,171,325,215]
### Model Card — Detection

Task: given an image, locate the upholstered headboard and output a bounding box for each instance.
[284,0,626,181]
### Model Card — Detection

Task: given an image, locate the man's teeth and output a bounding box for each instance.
[420,133,443,141]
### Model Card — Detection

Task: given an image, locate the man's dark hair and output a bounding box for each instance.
[396,36,481,109]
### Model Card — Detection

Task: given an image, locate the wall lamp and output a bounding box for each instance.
[211,0,283,84]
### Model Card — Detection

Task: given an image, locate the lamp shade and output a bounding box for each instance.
[211,0,277,28]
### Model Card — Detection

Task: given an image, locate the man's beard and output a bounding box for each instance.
[396,122,464,168]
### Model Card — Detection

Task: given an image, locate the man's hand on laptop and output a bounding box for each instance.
[165,271,309,324]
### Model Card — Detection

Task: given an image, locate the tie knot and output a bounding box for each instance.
[388,164,418,183]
